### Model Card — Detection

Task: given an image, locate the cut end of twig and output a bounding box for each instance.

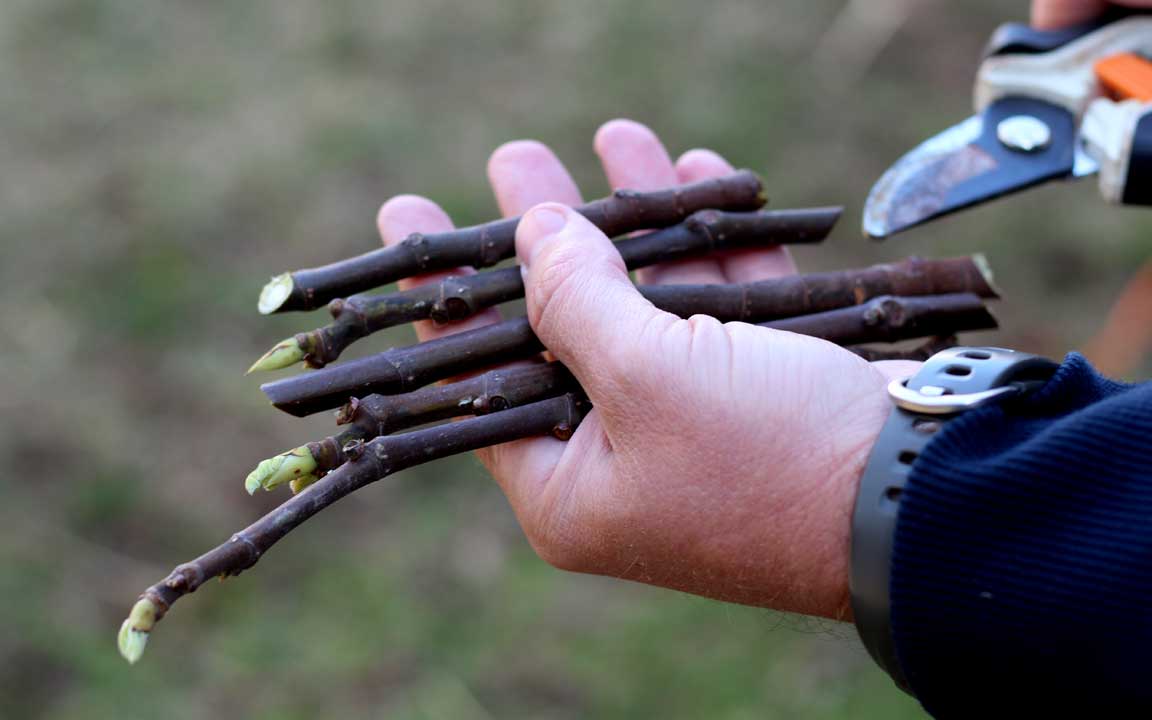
[245,445,319,494]
[258,273,295,315]
[248,337,306,374]
[970,253,1001,297]
[117,597,158,664]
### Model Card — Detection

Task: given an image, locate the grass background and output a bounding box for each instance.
[2,1,1149,718]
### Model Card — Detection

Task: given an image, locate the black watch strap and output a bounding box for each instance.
[850,346,1060,693]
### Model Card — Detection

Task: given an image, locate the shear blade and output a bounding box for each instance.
[863,98,1078,239]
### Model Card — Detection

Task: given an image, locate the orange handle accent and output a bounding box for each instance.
[1095,52,1152,102]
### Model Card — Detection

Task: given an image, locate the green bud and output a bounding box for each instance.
[289,474,319,494]
[244,445,318,494]
[118,597,158,665]
[258,273,295,315]
[247,336,305,374]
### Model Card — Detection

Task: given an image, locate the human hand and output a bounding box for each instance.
[376,120,908,619]
[1032,0,1152,29]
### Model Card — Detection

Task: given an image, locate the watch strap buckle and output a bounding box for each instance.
[887,379,1022,415]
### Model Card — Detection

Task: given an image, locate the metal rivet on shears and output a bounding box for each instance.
[996,115,1051,153]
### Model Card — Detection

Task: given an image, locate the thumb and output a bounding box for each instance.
[1031,0,1108,29]
[516,203,676,411]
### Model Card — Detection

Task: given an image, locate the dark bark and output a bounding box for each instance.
[291,207,842,367]
[135,394,589,630]
[761,294,995,345]
[263,171,766,313]
[263,284,998,417]
[264,316,543,417]
[638,255,997,321]
[283,317,982,479]
[302,332,973,478]
[310,362,577,474]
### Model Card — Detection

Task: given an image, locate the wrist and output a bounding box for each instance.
[849,346,1061,691]
[798,364,894,620]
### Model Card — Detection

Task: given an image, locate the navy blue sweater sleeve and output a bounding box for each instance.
[890,354,1152,717]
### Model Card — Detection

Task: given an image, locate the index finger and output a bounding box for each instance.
[376,195,505,344]
[477,140,591,512]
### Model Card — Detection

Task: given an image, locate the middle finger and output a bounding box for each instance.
[594,119,729,286]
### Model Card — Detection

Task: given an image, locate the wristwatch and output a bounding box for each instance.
[849,346,1060,693]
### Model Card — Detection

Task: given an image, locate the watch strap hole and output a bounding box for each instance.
[912,419,943,435]
[959,350,993,360]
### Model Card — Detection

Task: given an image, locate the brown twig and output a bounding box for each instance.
[262,284,999,417]
[120,393,590,663]
[309,362,577,476]
[637,255,997,321]
[258,171,766,314]
[257,318,982,488]
[275,207,841,368]
[762,294,994,346]
[264,316,542,417]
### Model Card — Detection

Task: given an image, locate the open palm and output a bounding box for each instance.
[376,120,905,618]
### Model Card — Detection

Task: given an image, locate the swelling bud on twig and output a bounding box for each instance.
[262,256,999,417]
[247,337,306,374]
[245,445,319,494]
[290,475,319,494]
[117,597,158,664]
[257,363,580,482]
[268,207,842,367]
[120,394,589,662]
[258,171,767,313]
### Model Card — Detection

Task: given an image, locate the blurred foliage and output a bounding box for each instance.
[1,1,1148,718]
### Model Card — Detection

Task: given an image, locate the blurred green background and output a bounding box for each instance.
[2,1,1149,718]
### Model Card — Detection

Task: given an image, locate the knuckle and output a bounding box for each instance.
[534,242,586,293]
[528,249,591,330]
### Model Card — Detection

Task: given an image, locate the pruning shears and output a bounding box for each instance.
[864,10,1152,239]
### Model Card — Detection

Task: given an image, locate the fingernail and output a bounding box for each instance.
[519,206,568,267]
